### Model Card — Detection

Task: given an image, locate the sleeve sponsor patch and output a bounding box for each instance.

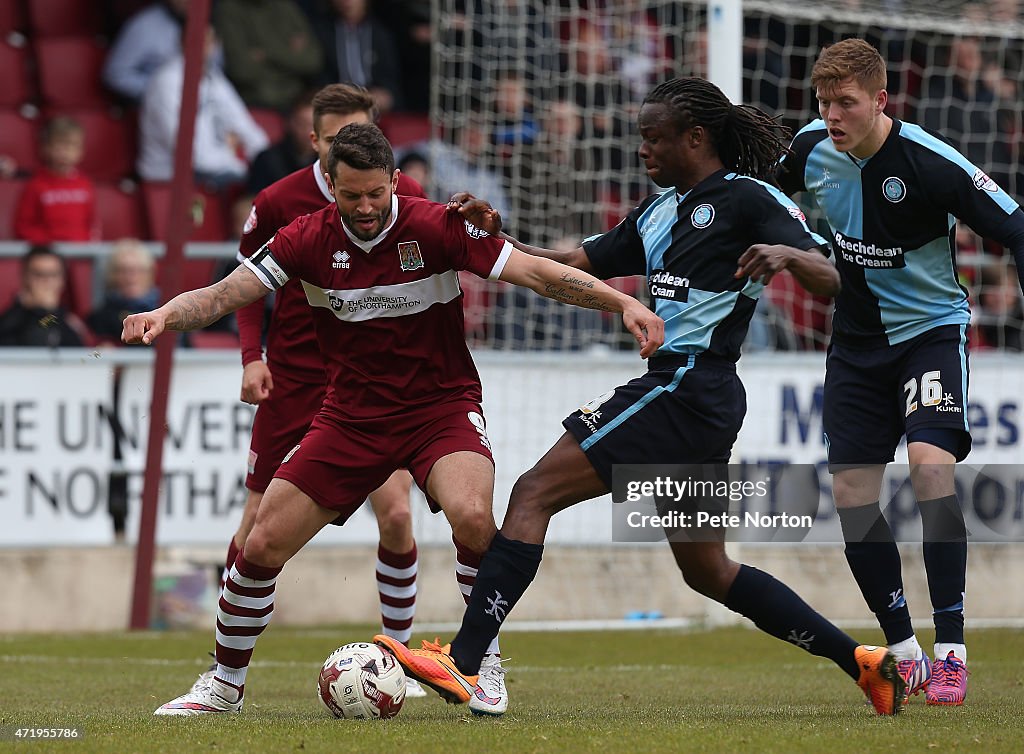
[464,219,490,238]
[972,168,999,193]
[242,204,258,234]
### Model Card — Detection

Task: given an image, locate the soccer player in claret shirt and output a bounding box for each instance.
[181,84,430,703]
[775,39,1024,707]
[176,85,452,704]
[122,122,664,716]
[380,77,908,716]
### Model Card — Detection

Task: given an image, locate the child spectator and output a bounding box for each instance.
[13,117,97,243]
[0,245,87,347]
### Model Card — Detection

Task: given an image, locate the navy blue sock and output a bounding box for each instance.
[919,495,967,645]
[724,565,861,680]
[837,502,914,645]
[450,532,543,675]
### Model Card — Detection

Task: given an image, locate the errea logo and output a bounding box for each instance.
[332,249,351,269]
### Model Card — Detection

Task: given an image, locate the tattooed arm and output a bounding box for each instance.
[121,265,270,345]
[498,249,664,357]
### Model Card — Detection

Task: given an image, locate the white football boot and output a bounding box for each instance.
[469,654,508,716]
[154,676,243,716]
[404,677,428,698]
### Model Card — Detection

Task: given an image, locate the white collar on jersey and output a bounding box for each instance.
[312,161,334,203]
[340,193,401,253]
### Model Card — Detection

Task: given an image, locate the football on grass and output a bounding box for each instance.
[317,642,406,719]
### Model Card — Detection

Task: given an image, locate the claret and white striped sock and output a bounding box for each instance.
[214,551,281,692]
[376,543,418,645]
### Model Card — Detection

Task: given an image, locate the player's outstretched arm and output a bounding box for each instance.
[735,244,841,296]
[498,249,664,357]
[448,191,595,272]
[121,264,269,346]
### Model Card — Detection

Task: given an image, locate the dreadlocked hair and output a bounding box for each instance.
[644,77,792,182]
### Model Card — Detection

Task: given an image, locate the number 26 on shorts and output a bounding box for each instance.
[903,370,942,416]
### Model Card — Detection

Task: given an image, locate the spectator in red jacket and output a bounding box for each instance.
[13,117,97,243]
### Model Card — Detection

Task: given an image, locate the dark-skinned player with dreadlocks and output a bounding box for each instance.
[375,78,907,715]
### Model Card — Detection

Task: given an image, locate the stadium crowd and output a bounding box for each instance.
[0,0,1021,351]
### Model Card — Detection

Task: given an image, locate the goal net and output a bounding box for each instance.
[427,0,1024,353]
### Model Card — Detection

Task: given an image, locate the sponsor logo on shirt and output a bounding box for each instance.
[332,249,351,269]
[882,176,907,203]
[690,203,715,228]
[328,292,422,314]
[39,188,91,205]
[972,168,999,193]
[398,241,424,271]
[247,449,257,475]
[648,269,691,301]
[787,206,806,222]
[816,167,840,190]
[833,230,906,269]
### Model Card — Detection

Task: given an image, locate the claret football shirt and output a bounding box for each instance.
[244,196,512,419]
[237,162,426,382]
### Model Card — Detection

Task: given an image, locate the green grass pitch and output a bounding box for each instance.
[2,626,1022,753]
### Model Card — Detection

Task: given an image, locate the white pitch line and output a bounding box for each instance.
[0,654,683,674]
[0,654,1003,673]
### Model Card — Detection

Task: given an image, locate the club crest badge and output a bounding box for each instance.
[691,203,715,228]
[398,241,424,272]
[882,176,906,203]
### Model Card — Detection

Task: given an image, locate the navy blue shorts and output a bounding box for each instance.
[823,324,971,466]
[562,354,746,487]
